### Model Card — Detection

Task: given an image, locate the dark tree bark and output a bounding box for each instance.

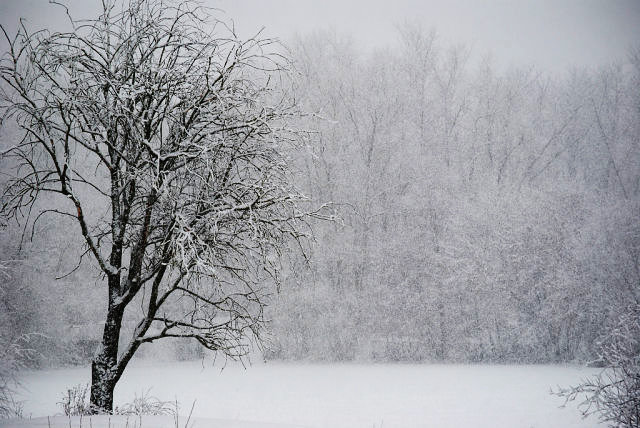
[90,305,124,413]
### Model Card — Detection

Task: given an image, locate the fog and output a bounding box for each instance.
[2,0,640,71]
[0,0,639,425]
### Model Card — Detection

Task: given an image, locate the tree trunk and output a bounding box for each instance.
[90,305,124,413]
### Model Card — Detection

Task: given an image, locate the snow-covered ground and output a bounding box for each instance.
[1,415,302,428]
[8,361,602,428]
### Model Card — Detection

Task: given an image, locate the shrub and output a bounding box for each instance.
[555,304,640,427]
[114,391,174,416]
[58,384,91,416]
[59,384,175,416]
[0,335,33,419]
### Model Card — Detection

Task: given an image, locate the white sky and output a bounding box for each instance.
[1,0,639,72]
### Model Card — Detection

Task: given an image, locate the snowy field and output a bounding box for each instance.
[6,361,603,428]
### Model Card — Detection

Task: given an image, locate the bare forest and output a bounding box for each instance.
[0,1,638,427]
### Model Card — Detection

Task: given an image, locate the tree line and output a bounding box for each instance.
[269,29,640,363]
[1,24,638,370]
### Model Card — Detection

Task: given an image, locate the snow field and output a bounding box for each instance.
[9,361,603,428]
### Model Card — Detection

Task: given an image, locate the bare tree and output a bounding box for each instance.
[0,0,328,413]
[0,254,35,419]
[554,304,640,428]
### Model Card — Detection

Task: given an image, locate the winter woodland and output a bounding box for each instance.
[0,0,638,427]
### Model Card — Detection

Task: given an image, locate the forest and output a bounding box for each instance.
[1,25,638,370]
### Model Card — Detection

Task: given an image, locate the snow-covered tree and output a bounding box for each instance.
[555,304,640,428]
[0,0,328,412]
[272,29,640,364]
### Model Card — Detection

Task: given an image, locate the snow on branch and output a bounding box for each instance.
[0,0,334,398]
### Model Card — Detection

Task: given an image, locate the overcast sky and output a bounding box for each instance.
[1,0,639,72]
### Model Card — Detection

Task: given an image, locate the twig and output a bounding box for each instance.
[183,400,196,428]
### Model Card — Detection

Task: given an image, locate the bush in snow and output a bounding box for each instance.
[554,304,640,427]
[59,384,175,417]
[0,257,34,419]
[114,391,175,416]
[59,384,91,416]
[0,334,34,419]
